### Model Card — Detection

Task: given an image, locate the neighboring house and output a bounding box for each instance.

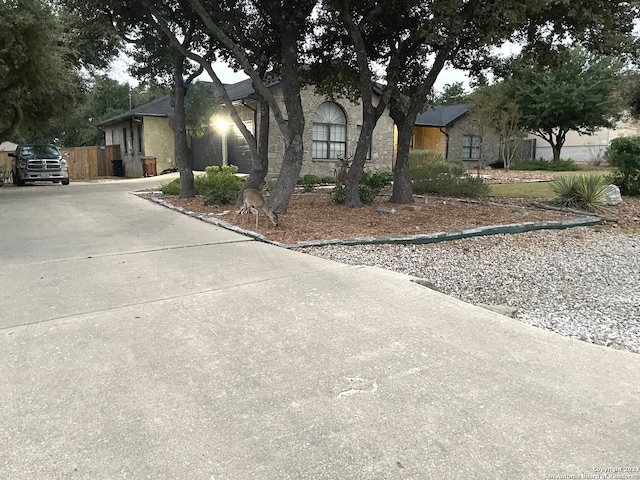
[530,118,640,162]
[411,103,502,168]
[97,96,174,177]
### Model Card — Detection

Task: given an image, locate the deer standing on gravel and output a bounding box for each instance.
[238,188,278,228]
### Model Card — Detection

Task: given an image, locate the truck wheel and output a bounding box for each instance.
[62,179,70,185]
[14,172,25,186]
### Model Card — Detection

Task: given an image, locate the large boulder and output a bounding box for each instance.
[603,184,622,206]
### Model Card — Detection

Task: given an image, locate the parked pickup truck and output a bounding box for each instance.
[10,144,69,186]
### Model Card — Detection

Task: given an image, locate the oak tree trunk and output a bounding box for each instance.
[237,98,270,208]
[388,93,417,204]
[170,54,195,198]
[390,118,415,204]
[266,29,306,214]
[344,121,376,208]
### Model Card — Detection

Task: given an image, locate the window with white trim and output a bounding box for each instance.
[312,102,347,159]
[462,135,481,159]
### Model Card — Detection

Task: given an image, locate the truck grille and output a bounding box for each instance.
[28,159,61,171]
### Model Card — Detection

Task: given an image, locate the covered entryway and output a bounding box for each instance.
[190,129,252,174]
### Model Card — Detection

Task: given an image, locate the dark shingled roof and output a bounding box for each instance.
[415,103,472,127]
[97,78,277,128]
[97,96,172,127]
[225,78,259,101]
[98,79,470,130]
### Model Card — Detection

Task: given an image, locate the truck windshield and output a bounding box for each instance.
[19,145,60,158]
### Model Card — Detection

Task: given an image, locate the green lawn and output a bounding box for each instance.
[488,170,612,199]
[488,182,554,198]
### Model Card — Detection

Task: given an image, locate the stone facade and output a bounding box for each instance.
[256,86,394,179]
[446,115,501,169]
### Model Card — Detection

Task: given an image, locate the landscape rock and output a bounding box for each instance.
[376,205,396,214]
[603,184,622,206]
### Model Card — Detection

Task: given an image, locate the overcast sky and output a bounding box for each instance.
[111,54,470,94]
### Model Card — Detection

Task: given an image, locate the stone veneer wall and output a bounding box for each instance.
[264,86,395,179]
[446,115,501,169]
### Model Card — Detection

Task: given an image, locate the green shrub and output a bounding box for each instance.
[160,178,181,195]
[299,173,321,192]
[320,176,336,184]
[361,170,393,189]
[197,165,244,205]
[408,150,445,166]
[329,184,346,204]
[302,174,321,184]
[511,159,581,171]
[487,159,505,169]
[410,160,489,198]
[358,171,393,204]
[549,174,610,212]
[329,170,393,205]
[606,136,640,196]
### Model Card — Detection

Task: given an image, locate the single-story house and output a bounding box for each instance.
[530,118,640,162]
[412,104,506,168]
[97,96,175,177]
[97,79,396,178]
[104,80,550,178]
[216,79,396,178]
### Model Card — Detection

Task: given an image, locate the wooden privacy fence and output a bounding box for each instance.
[0,152,11,184]
[59,145,121,180]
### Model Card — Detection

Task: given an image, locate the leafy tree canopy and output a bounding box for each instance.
[45,76,170,146]
[0,0,80,142]
[184,82,222,138]
[434,82,469,105]
[623,71,640,119]
[502,47,624,161]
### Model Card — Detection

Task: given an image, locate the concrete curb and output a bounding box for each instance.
[150,196,603,249]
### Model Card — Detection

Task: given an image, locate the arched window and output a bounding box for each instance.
[312,102,347,159]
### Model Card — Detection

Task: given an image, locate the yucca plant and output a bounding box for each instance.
[549,174,610,213]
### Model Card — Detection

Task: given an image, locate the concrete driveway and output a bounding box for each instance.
[1,177,638,479]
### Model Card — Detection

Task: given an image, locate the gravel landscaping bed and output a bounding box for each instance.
[301,227,640,355]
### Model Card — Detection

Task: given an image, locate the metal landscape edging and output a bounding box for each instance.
[150,196,603,250]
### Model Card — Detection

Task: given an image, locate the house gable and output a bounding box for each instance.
[411,104,472,159]
[411,103,505,167]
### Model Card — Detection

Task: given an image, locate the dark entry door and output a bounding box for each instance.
[190,129,251,174]
[191,132,223,171]
[227,128,252,174]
